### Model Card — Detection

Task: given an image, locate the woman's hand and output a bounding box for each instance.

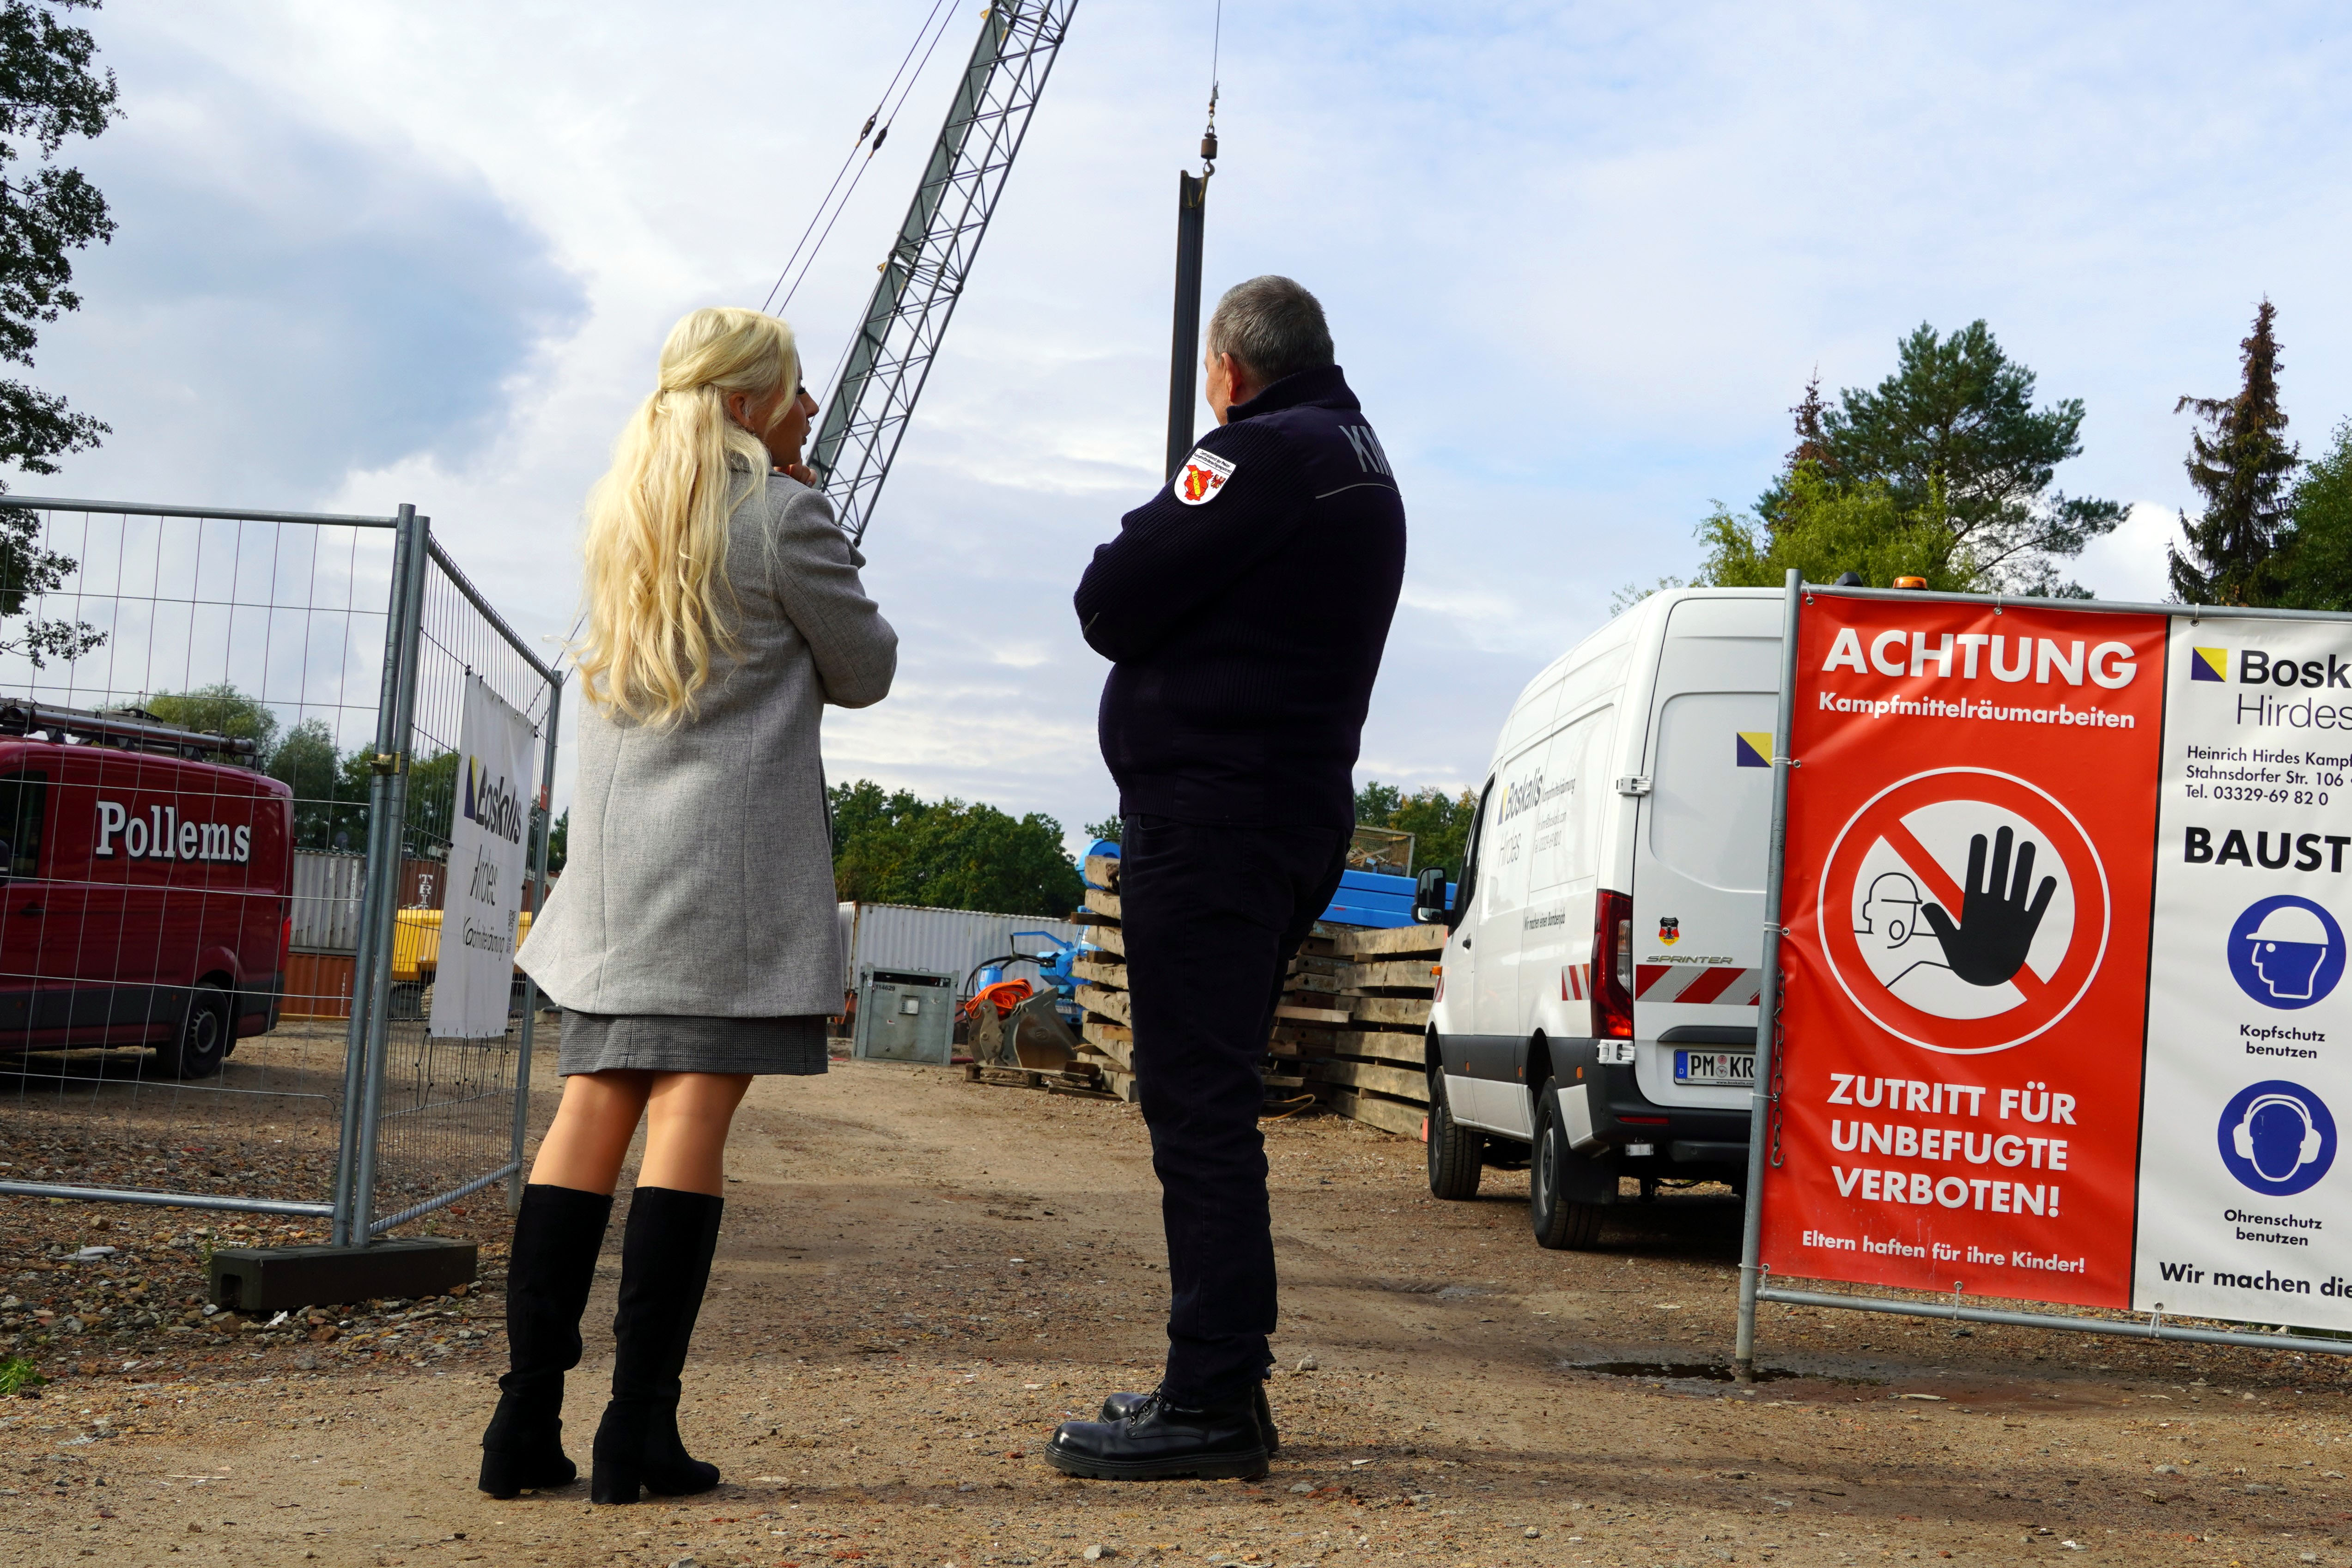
[780,461,816,486]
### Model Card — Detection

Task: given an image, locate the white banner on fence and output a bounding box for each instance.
[428,675,537,1039]
[2138,619,2352,1326]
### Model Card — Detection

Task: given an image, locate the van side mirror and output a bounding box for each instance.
[1413,867,1451,926]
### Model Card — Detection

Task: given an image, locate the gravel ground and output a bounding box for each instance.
[0,1045,2347,1568]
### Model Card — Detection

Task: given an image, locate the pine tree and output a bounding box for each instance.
[2170,299,2299,605]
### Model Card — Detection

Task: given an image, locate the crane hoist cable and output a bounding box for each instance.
[759,0,961,315]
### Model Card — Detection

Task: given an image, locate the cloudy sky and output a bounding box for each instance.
[19,1,2352,836]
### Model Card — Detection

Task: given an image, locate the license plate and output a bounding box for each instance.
[1674,1049,1753,1086]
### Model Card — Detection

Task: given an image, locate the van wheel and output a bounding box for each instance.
[1426,1075,1483,1200]
[1531,1079,1607,1250]
[156,986,232,1080]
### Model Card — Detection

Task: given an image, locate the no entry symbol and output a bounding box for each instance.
[1817,767,2111,1054]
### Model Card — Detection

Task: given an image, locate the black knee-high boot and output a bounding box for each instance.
[590,1186,725,1504]
[479,1183,613,1498]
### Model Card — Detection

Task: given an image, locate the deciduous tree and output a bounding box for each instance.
[828,779,1082,918]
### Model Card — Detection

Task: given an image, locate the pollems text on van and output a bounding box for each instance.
[1818,630,2139,729]
[93,802,252,864]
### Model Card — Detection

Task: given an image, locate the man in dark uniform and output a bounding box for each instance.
[1046,276,1406,1480]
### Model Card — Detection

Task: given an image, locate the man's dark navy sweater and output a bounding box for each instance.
[1075,364,1406,828]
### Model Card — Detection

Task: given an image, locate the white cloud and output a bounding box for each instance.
[13,0,2352,833]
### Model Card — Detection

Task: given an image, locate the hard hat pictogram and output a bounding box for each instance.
[1819,768,2109,1054]
[2226,895,2345,1009]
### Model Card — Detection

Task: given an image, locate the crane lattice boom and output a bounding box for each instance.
[810,0,1080,545]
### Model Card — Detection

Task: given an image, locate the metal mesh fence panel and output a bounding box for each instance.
[354,529,557,1237]
[0,498,404,1221]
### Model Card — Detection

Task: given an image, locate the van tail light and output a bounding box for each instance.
[1593,888,1634,1039]
[280,915,293,964]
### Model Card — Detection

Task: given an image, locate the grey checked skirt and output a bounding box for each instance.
[558,1010,831,1076]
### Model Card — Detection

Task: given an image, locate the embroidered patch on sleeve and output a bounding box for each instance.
[1173,448,1237,505]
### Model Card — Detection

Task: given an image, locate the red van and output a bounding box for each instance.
[0,701,293,1078]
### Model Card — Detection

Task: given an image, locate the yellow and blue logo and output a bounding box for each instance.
[1735,731,1774,768]
[2191,647,2229,682]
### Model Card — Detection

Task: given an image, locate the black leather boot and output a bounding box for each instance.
[1098,1382,1279,1454]
[1046,1389,1270,1481]
[479,1184,613,1498]
[590,1187,725,1504]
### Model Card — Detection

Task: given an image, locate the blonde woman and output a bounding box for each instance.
[481,307,896,1505]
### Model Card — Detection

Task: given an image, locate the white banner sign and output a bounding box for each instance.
[2139,619,2352,1325]
[427,675,538,1039]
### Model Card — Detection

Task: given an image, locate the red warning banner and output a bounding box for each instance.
[1757,597,2168,1307]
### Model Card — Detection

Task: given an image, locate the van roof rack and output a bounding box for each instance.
[0,699,261,763]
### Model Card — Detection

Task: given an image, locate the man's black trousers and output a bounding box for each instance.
[1118,813,1350,1405]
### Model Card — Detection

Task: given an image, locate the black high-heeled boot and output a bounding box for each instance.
[589,1186,725,1504]
[478,1184,613,1498]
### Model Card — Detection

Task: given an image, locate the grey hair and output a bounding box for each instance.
[1205,275,1334,385]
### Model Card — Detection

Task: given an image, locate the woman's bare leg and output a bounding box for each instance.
[530,1071,656,1195]
[638,1072,754,1195]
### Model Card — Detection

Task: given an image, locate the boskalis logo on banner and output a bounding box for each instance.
[2217,1081,2337,1197]
[428,674,540,1040]
[1820,767,2109,1053]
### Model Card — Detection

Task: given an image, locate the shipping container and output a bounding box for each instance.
[834,902,1083,1005]
[291,848,365,953]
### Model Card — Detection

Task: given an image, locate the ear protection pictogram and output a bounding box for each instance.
[2232,1092,2325,1177]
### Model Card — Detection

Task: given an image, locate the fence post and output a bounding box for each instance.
[1734,568,1804,1380]
[346,509,434,1243]
[331,504,419,1249]
[507,671,563,1213]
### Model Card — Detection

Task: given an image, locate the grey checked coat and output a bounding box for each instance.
[517,473,896,1016]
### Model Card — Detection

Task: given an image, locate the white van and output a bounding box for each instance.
[1413,588,1783,1248]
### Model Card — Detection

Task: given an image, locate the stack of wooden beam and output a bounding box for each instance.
[1070,855,1139,1101]
[1292,924,1442,1137]
[1068,852,1445,1137]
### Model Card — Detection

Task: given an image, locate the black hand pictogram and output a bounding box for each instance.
[1919,826,2057,987]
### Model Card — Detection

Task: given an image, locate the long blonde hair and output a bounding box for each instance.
[573,307,801,727]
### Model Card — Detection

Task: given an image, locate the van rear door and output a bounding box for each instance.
[1629,595,1783,1110]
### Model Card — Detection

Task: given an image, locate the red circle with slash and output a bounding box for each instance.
[1816,766,2110,1054]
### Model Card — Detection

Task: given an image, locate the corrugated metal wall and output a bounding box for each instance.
[837,902,1083,997]
[292,849,366,953]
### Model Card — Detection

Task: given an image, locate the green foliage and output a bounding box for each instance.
[143,682,279,753]
[1355,780,1478,880]
[404,750,460,857]
[0,0,115,479]
[1081,815,1123,845]
[1696,467,1979,593]
[827,778,1082,918]
[545,808,567,873]
[1814,321,2120,593]
[0,1352,43,1394]
[2271,420,2352,613]
[0,3,116,667]
[267,717,369,851]
[2170,300,2299,606]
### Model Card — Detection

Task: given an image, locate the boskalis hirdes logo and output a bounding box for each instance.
[463,755,526,846]
[2217,1080,2336,1197]
[2191,644,2352,688]
[2226,895,2346,1010]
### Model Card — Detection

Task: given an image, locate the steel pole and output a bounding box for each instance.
[347,511,433,1244]
[1164,170,1209,481]
[331,504,419,1248]
[1735,568,1805,1379]
[507,672,563,1213]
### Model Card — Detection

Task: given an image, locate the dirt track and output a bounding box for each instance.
[2,1050,2349,1567]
